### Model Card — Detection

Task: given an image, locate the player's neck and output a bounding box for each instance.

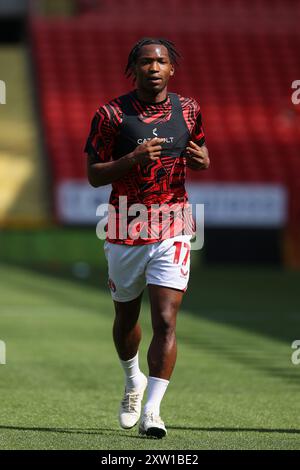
[135,88,168,104]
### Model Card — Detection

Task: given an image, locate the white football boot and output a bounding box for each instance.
[139,411,167,438]
[119,374,147,429]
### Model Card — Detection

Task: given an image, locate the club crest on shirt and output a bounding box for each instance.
[108,278,116,292]
[180,268,189,278]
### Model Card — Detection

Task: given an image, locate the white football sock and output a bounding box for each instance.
[143,376,169,416]
[120,352,144,390]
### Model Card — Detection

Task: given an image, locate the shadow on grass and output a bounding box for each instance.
[176,331,300,385]
[168,425,300,435]
[182,264,300,345]
[0,424,141,440]
[1,424,300,436]
[1,263,299,401]
[1,261,300,346]
[0,262,108,315]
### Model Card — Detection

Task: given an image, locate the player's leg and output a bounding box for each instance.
[113,295,148,429]
[104,241,148,429]
[139,235,191,437]
[139,285,183,438]
[147,284,183,380]
[113,293,143,362]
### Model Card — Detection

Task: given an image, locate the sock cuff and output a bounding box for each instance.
[120,351,139,365]
[148,376,169,386]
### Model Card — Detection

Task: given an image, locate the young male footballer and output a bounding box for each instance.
[85,37,209,438]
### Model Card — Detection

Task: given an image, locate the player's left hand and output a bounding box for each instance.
[185,141,210,170]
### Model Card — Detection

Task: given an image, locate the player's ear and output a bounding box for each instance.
[170,65,175,77]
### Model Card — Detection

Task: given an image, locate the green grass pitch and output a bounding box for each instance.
[0,263,300,450]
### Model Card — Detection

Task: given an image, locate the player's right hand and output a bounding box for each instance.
[132,137,164,166]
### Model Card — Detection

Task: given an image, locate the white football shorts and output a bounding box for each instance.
[103,235,192,302]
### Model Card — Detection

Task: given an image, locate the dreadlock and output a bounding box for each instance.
[125,37,180,79]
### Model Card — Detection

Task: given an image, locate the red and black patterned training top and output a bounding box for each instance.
[84,89,205,245]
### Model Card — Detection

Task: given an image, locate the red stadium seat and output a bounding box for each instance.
[30,0,300,224]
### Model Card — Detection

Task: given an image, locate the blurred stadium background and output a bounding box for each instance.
[0,0,300,450]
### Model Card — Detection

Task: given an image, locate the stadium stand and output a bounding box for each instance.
[29,0,300,262]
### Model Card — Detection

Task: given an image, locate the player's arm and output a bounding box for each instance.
[85,105,163,187]
[185,98,210,171]
[186,142,210,171]
[87,153,136,187]
[87,138,164,187]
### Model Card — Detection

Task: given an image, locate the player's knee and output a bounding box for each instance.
[115,317,138,334]
[153,314,176,338]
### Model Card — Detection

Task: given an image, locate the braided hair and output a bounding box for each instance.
[125,37,180,79]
